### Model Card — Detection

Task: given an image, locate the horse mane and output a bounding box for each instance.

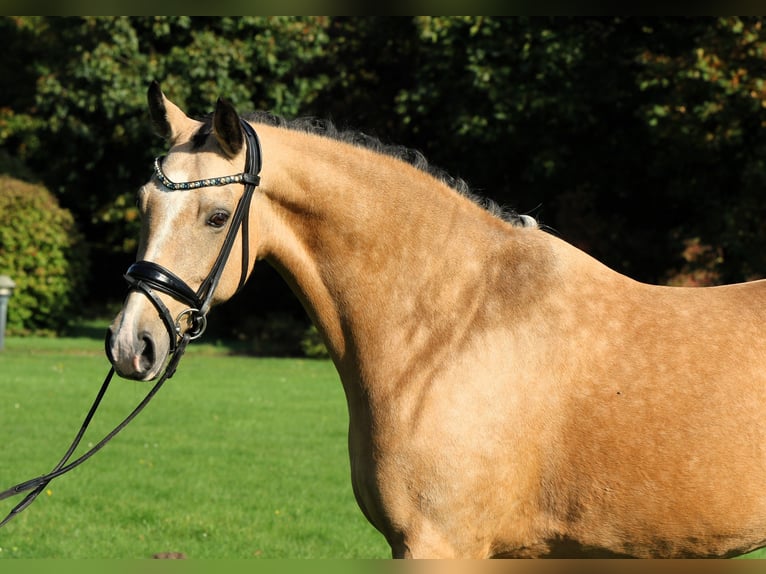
[193,111,537,229]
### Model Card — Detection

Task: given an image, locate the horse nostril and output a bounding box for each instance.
[139,335,156,373]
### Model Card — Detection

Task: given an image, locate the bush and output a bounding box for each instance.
[215,311,329,359]
[226,313,309,357]
[0,175,89,335]
[301,324,330,359]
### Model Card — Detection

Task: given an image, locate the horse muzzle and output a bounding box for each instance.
[106,311,168,381]
[106,261,207,381]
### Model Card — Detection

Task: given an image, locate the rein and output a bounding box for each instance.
[0,118,262,528]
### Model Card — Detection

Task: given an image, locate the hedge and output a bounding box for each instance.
[0,175,89,334]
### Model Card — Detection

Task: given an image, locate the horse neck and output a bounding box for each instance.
[254,124,544,387]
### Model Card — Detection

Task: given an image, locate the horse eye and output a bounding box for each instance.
[208,212,230,228]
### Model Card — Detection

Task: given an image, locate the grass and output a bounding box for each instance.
[0,327,389,559]
[2,326,766,560]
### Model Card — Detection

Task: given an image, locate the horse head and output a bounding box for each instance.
[107,83,259,380]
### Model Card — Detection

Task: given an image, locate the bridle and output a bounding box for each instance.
[0,118,262,528]
[125,119,261,353]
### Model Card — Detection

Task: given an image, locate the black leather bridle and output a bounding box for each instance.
[0,118,262,528]
[125,119,261,352]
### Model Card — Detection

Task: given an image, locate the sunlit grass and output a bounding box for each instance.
[2,331,766,559]
[0,333,388,559]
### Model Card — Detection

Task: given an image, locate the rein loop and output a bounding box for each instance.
[0,118,262,528]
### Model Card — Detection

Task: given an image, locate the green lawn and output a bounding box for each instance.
[2,331,765,560]
[0,331,389,559]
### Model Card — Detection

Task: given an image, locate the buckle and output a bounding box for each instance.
[175,308,207,340]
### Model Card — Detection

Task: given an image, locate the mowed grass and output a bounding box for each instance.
[0,332,389,559]
[3,333,766,561]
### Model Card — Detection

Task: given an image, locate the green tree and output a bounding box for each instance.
[3,17,766,342]
[384,17,766,284]
[0,16,334,283]
[637,17,766,283]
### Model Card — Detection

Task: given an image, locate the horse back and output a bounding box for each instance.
[530,239,766,557]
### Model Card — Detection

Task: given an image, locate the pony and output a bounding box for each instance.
[107,83,766,558]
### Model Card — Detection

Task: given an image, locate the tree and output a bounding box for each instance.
[636,17,766,284]
[3,17,766,340]
[0,16,335,293]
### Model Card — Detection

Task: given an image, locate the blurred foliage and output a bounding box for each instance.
[0,16,333,257]
[2,16,766,343]
[0,175,89,335]
[635,17,766,283]
[220,312,329,358]
[301,324,331,359]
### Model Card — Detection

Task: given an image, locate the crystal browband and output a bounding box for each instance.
[153,156,260,191]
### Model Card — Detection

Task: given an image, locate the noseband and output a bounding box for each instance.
[0,118,262,528]
[125,119,262,352]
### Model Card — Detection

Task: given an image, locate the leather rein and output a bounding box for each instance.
[0,118,262,528]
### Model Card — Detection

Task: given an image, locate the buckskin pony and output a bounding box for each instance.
[107,83,766,558]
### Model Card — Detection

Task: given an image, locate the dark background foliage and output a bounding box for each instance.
[2,16,765,347]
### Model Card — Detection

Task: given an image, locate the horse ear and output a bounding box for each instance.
[213,97,244,158]
[147,81,194,143]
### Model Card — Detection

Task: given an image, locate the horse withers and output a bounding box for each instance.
[107,83,766,558]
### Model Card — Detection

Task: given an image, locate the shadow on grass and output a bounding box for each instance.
[64,320,110,340]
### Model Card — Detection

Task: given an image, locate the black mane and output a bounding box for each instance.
[193,111,536,228]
